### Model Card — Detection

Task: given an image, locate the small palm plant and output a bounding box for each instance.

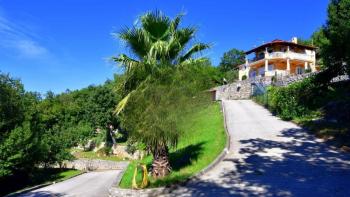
[113,10,210,178]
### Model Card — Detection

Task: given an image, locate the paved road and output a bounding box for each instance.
[165,100,350,197]
[20,170,123,197]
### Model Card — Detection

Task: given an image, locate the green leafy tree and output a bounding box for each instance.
[311,28,330,68]
[218,48,245,72]
[0,73,25,134]
[113,11,211,178]
[0,73,42,178]
[217,48,245,82]
[323,0,350,76]
[120,63,214,178]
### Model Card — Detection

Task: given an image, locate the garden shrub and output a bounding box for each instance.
[256,77,318,120]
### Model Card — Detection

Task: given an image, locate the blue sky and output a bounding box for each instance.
[0,0,329,94]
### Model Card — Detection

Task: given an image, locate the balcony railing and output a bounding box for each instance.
[288,52,313,61]
[248,51,314,64]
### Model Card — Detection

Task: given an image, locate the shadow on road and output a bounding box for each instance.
[16,191,65,197]
[158,128,350,197]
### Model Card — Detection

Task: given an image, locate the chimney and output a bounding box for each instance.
[291,37,298,44]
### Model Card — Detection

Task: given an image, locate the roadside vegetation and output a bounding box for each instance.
[0,74,123,195]
[0,9,230,195]
[119,103,226,188]
[253,0,350,147]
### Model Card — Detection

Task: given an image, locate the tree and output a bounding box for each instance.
[311,28,330,68]
[0,73,25,134]
[0,73,41,178]
[120,63,214,178]
[113,11,211,178]
[218,48,245,72]
[112,10,210,114]
[323,0,350,76]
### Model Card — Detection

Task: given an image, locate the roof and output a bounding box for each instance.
[245,39,317,54]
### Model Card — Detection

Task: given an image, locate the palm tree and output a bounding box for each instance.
[113,10,210,178]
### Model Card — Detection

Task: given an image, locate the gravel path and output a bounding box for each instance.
[163,100,350,197]
[19,170,123,197]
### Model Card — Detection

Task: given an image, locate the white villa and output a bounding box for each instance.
[238,37,318,80]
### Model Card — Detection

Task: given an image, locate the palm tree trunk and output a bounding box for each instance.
[151,145,171,178]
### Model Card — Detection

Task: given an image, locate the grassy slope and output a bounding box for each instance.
[119,102,226,188]
[73,150,126,162]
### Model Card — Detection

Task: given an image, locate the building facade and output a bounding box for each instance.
[238,38,318,81]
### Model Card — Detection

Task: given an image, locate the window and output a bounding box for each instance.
[268,64,274,71]
[250,71,256,78]
[259,67,265,76]
[258,52,264,59]
[296,66,303,75]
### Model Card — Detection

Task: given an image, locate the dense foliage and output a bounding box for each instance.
[218,48,245,82]
[0,72,121,195]
[218,48,245,72]
[254,78,319,120]
[322,0,350,75]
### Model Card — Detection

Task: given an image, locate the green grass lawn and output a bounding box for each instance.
[119,102,227,188]
[73,150,126,162]
[3,168,82,196]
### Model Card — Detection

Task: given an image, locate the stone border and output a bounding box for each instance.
[109,100,232,196]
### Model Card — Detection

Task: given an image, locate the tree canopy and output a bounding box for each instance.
[218,48,245,72]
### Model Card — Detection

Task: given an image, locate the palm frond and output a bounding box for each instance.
[175,27,196,47]
[114,92,132,115]
[112,54,140,72]
[179,57,209,67]
[117,27,150,59]
[169,13,184,32]
[148,40,170,62]
[141,10,171,41]
[179,43,211,63]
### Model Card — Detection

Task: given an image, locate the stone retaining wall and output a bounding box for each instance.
[62,159,128,171]
[214,80,252,100]
[213,72,349,101]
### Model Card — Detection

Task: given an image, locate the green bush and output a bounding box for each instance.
[305,68,312,73]
[241,75,247,80]
[254,78,318,120]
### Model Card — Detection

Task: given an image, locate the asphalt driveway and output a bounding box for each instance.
[19,170,123,197]
[165,100,350,197]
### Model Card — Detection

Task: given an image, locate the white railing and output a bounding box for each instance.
[288,52,313,61]
[268,52,286,59]
[248,51,314,64]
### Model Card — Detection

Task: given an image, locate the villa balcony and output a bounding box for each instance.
[248,51,314,65]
